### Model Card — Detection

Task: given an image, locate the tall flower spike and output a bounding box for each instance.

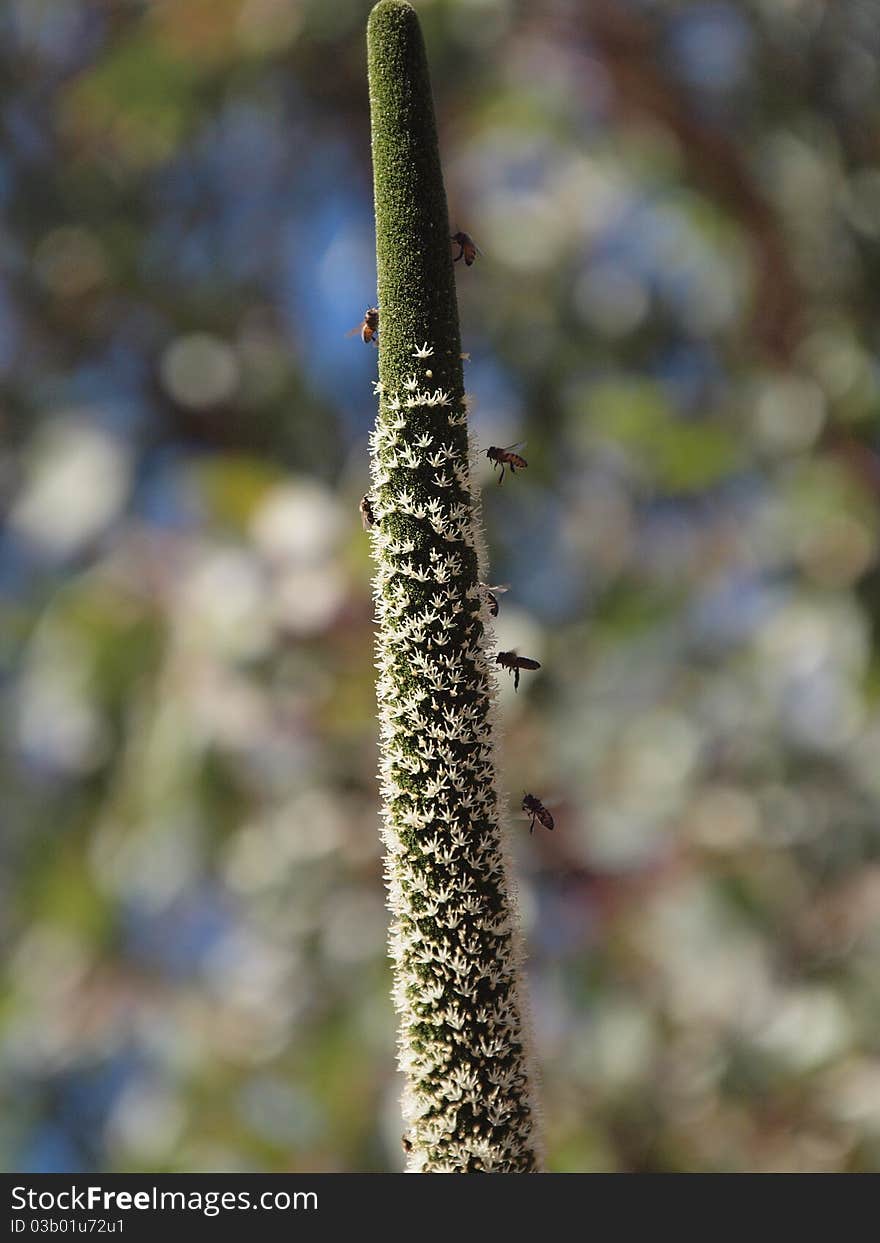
[366,0,542,1173]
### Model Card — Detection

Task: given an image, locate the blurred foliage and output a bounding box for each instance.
[2,0,880,1173]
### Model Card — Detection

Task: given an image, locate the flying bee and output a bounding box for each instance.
[486,443,527,484]
[360,493,375,530]
[522,793,554,834]
[346,306,379,344]
[451,231,481,266]
[481,583,509,618]
[496,649,541,692]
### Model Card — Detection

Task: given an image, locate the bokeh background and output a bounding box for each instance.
[3,0,880,1173]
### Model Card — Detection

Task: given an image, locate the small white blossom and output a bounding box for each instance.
[368,332,542,1174]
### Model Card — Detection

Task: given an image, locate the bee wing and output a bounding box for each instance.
[503,442,527,451]
[484,584,510,594]
[517,807,552,825]
[523,789,563,809]
[518,657,541,670]
[345,323,364,337]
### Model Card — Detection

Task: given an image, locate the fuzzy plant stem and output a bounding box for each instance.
[366,0,542,1173]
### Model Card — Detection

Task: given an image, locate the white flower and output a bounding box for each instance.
[367,320,541,1172]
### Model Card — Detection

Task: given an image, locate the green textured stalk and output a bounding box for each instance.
[366,0,542,1173]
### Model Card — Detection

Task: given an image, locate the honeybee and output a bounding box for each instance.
[347,306,379,344]
[360,494,375,530]
[522,793,554,834]
[486,443,527,484]
[481,583,509,617]
[495,649,540,691]
[451,231,480,266]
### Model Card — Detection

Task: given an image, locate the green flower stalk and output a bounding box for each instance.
[366,0,542,1173]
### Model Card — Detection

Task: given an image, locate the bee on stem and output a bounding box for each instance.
[451,231,481,266]
[486,443,527,484]
[522,793,554,834]
[346,306,379,345]
[495,649,540,691]
[480,583,509,618]
[359,494,375,530]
